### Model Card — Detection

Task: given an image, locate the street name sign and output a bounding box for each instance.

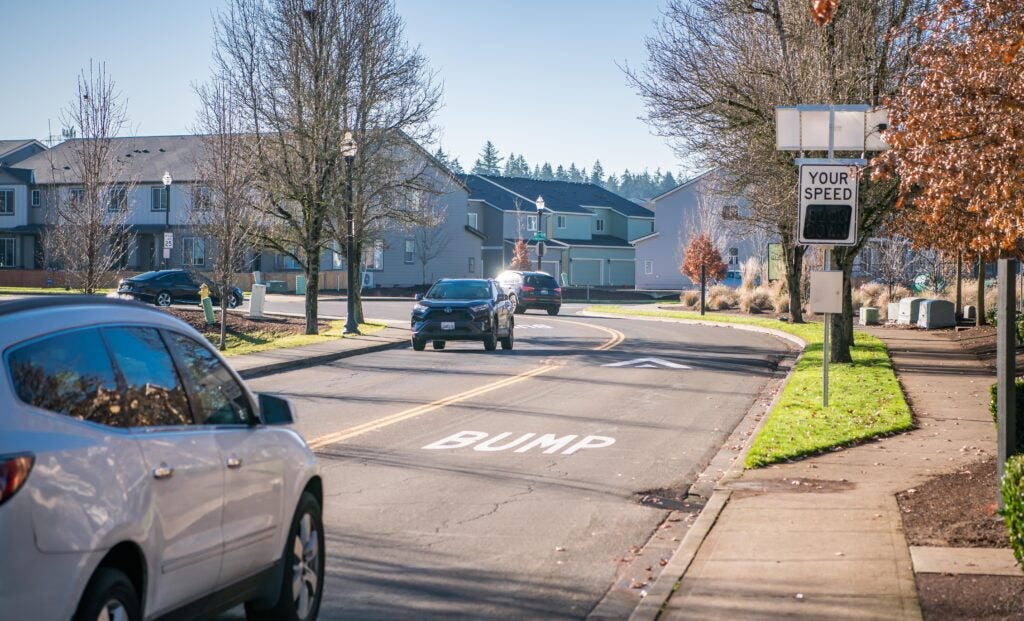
[799,164,858,246]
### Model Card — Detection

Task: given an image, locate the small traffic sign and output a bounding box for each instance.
[798,164,858,245]
[163,232,174,249]
[530,232,547,242]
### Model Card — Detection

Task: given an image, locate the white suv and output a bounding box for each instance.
[0,297,323,621]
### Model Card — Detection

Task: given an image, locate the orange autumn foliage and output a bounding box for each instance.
[681,233,727,284]
[875,0,1024,257]
[510,238,533,270]
[810,0,840,26]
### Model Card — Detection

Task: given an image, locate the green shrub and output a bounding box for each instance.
[988,380,1024,453]
[983,310,1024,343]
[1000,454,1024,571]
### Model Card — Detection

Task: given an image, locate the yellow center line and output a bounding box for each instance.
[306,317,625,450]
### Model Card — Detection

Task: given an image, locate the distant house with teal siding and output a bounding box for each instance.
[464,175,654,286]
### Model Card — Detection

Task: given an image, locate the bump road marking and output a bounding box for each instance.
[306,319,625,450]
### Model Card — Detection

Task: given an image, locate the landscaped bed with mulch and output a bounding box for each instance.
[162,307,334,356]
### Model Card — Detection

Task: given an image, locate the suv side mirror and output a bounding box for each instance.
[414,293,423,301]
[259,393,295,425]
[496,292,508,302]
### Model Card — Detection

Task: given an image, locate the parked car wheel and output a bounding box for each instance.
[509,294,519,313]
[483,332,497,351]
[547,306,560,316]
[155,291,173,307]
[513,300,526,315]
[432,340,446,350]
[74,567,141,621]
[246,492,324,621]
[412,337,426,351]
[500,321,514,350]
[227,293,241,309]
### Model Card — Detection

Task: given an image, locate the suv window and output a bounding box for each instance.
[8,328,120,425]
[103,327,192,427]
[167,332,253,425]
[525,274,558,288]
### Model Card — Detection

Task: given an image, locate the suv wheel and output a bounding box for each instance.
[483,332,497,351]
[246,492,324,621]
[412,337,426,351]
[509,294,519,313]
[432,340,446,350]
[547,306,560,316]
[513,299,526,315]
[500,320,514,350]
[155,291,172,307]
[74,567,141,621]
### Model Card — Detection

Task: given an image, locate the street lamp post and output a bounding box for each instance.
[342,132,360,335]
[162,171,172,269]
[535,196,546,272]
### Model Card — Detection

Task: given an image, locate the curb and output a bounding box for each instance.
[581,310,807,621]
[236,337,410,379]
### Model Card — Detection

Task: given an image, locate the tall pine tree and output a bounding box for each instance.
[591,160,605,186]
[472,140,503,175]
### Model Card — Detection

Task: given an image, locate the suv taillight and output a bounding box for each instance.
[554,288,562,294]
[0,454,34,506]
[522,286,535,292]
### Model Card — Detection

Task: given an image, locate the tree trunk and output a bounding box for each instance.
[219,275,230,351]
[955,251,962,318]
[305,258,320,335]
[977,255,987,326]
[783,237,806,323]
[831,259,855,363]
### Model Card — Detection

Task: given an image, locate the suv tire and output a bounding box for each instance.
[547,306,560,316]
[246,492,325,621]
[483,332,497,351]
[500,321,514,350]
[412,337,426,351]
[432,340,446,350]
[74,567,141,621]
[514,301,526,315]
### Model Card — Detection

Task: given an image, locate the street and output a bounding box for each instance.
[218,312,790,619]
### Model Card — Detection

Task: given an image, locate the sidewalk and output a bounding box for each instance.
[639,327,997,620]
[229,324,410,379]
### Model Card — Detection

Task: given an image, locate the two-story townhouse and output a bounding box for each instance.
[463,175,655,286]
[0,140,47,268]
[633,169,763,290]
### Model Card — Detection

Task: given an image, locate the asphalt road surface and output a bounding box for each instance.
[217,312,791,620]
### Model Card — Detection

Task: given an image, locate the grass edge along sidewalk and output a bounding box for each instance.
[590,305,912,468]
[213,320,387,357]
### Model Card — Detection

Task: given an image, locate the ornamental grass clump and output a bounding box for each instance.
[680,290,701,307]
[1000,454,1024,572]
[706,284,737,310]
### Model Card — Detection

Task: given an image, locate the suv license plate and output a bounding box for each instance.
[541,289,548,294]
[441,321,455,330]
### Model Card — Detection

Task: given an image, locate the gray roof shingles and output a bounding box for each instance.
[466,174,653,219]
[16,135,206,185]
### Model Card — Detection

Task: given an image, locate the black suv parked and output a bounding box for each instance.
[117,270,244,308]
[410,278,514,351]
[496,271,562,315]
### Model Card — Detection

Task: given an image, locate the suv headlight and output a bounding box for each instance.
[412,304,428,316]
[470,304,490,316]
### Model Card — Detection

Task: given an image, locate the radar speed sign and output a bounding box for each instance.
[798,164,858,245]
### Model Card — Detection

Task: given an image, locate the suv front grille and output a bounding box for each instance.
[423,308,474,322]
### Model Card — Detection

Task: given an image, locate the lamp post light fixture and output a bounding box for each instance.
[535,196,546,272]
[341,132,360,335]
[162,171,172,269]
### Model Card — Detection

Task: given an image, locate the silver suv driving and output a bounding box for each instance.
[0,296,323,621]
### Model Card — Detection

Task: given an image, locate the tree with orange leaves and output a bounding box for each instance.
[510,238,532,270]
[681,233,727,285]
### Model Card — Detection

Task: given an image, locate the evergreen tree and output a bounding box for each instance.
[555,164,567,181]
[516,155,530,177]
[591,160,605,186]
[567,163,582,182]
[503,152,517,176]
[532,164,542,179]
[471,140,503,175]
[434,147,450,168]
[449,157,465,175]
[605,173,619,193]
[660,171,678,193]
[540,162,554,180]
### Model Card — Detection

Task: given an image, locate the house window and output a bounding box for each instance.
[31,190,40,207]
[728,247,739,266]
[404,239,415,264]
[362,239,384,270]
[644,259,654,275]
[467,212,478,229]
[151,186,169,211]
[0,190,13,215]
[556,215,566,229]
[650,221,655,233]
[468,257,476,273]
[68,188,85,205]
[722,205,740,220]
[108,186,128,212]
[183,238,205,267]
[282,253,301,270]
[596,218,605,232]
[193,185,211,210]
[0,238,15,267]
[526,215,538,232]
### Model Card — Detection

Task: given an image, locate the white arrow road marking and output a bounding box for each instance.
[602,357,691,369]
[518,324,553,329]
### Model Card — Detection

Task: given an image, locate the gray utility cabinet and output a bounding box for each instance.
[917,299,956,329]
[897,297,926,325]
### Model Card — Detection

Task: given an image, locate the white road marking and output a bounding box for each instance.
[602,357,691,369]
[422,430,616,455]
[517,323,553,329]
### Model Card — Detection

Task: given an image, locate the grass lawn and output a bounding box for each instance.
[211,320,388,357]
[590,305,912,468]
[0,286,115,295]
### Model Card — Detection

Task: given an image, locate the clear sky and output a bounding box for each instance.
[1,0,684,178]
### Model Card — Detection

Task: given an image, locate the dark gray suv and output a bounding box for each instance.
[410,279,514,351]
[496,271,562,315]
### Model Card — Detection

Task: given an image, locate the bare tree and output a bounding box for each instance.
[47,62,134,294]
[405,196,449,285]
[872,233,914,297]
[190,78,266,350]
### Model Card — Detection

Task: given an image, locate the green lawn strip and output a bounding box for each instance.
[0,286,115,295]
[211,320,388,357]
[590,305,912,468]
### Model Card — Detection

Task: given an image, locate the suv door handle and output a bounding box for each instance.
[226,456,243,469]
[152,465,174,479]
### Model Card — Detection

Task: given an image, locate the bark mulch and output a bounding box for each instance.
[163,307,328,337]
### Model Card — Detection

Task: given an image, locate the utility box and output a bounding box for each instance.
[809,271,843,314]
[249,283,266,319]
[897,297,926,325]
[266,281,288,294]
[295,275,306,296]
[918,299,956,329]
[963,305,977,321]
[887,302,900,323]
[859,307,879,326]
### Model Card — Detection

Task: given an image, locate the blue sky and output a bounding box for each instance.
[1,0,684,178]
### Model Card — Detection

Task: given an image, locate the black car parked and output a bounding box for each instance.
[117,270,244,308]
[410,278,514,351]
[496,270,562,315]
